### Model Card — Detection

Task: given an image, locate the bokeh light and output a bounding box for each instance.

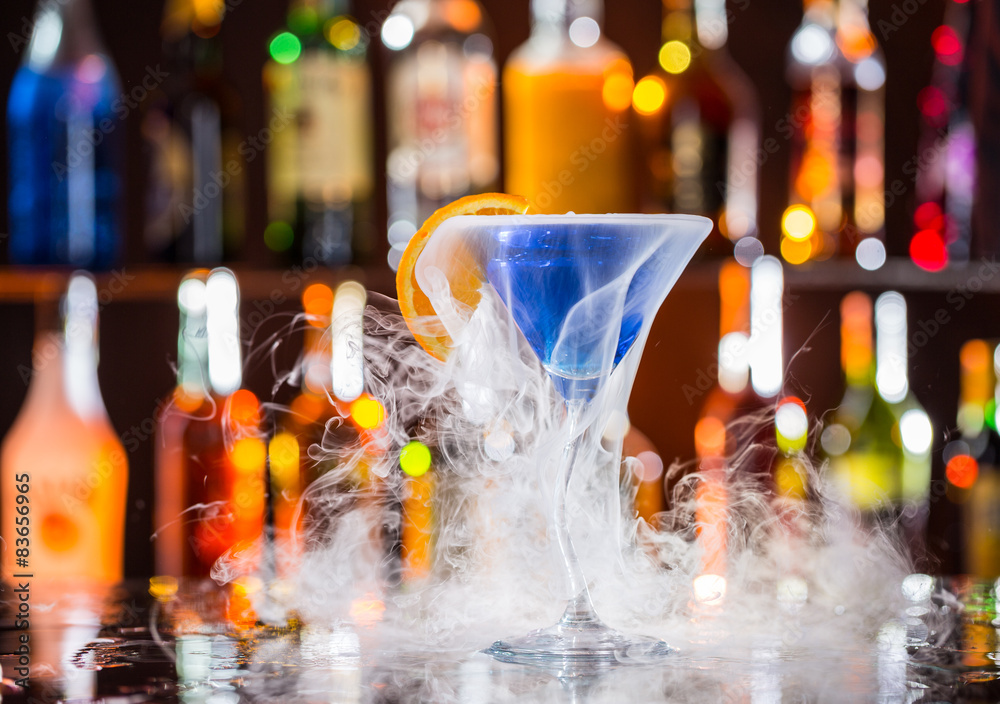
[899,409,933,456]
[775,397,808,454]
[780,235,812,265]
[264,221,294,252]
[659,40,692,74]
[269,432,300,487]
[910,230,948,271]
[693,574,726,605]
[632,75,666,115]
[230,437,266,472]
[381,15,415,50]
[602,66,634,112]
[932,25,963,65]
[326,17,361,51]
[400,440,432,477]
[695,416,726,458]
[269,32,302,64]
[350,393,385,430]
[569,16,600,48]
[781,205,817,242]
[855,238,886,271]
[228,389,260,428]
[302,283,334,327]
[913,201,944,231]
[946,454,978,489]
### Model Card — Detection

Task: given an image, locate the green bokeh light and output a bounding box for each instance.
[269,32,302,65]
[400,440,432,477]
[264,221,295,252]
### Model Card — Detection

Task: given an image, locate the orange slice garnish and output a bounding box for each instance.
[396,193,530,361]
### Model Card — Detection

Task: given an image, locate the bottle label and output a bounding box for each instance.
[297,52,373,202]
[266,52,373,218]
[386,45,498,204]
[830,452,899,509]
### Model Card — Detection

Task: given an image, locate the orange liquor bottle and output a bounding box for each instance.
[503,0,635,214]
[2,274,128,584]
[154,268,266,577]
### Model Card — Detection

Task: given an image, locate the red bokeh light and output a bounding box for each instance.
[932,26,963,65]
[946,454,978,489]
[917,86,949,124]
[910,230,948,271]
[913,202,944,232]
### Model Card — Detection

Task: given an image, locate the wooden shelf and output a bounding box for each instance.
[0,264,397,303]
[0,256,996,305]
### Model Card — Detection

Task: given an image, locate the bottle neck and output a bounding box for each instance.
[662,0,696,44]
[160,0,226,42]
[177,304,210,398]
[301,321,332,399]
[63,301,104,419]
[840,292,873,388]
[958,341,993,434]
[842,332,873,388]
[802,0,837,27]
[27,0,106,71]
[717,261,750,395]
[205,269,242,397]
[692,0,728,50]
[32,275,107,420]
[531,0,604,34]
[874,293,909,404]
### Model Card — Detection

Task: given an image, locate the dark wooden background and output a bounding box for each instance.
[0,0,987,577]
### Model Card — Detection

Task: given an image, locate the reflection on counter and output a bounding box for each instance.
[0,576,999,702]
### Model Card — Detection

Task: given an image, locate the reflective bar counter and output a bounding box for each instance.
[1,577,998,703]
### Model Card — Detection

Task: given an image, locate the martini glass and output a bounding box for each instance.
[416,213,712,664]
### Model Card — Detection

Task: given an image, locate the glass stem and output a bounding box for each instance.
[554,401,601,629]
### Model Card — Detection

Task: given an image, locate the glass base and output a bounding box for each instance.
[484,620,673,667]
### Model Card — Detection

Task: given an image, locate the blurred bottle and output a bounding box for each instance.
[822,292,932,547]
[634,0,760,256]
[142,0,245,264]
[874,292,932,546]
[910,0,976,270]
[503,0,634,215]
[264,0,374,265]
[155,269,266,577]
[269,282,379,574]
[381,0,498,270]
[268,285,336,571]
[690,259,782,580]
[7,0,122,269]
[822,293,899,512]
[781,0,886,265]
[154,269,208,577]
[944,340,1000,577]
[1,274,128,583]
[698,261,773,454]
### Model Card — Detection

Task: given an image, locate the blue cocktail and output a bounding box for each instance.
[416,213,712,664]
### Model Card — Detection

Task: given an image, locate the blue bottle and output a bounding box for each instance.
[7,0,122,269]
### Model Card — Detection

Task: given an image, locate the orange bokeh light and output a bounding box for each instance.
[227,389,261,428]
[302,283,334,327]
[602,69,635,112]
[695,417,726,458]
[946,454,978,489]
